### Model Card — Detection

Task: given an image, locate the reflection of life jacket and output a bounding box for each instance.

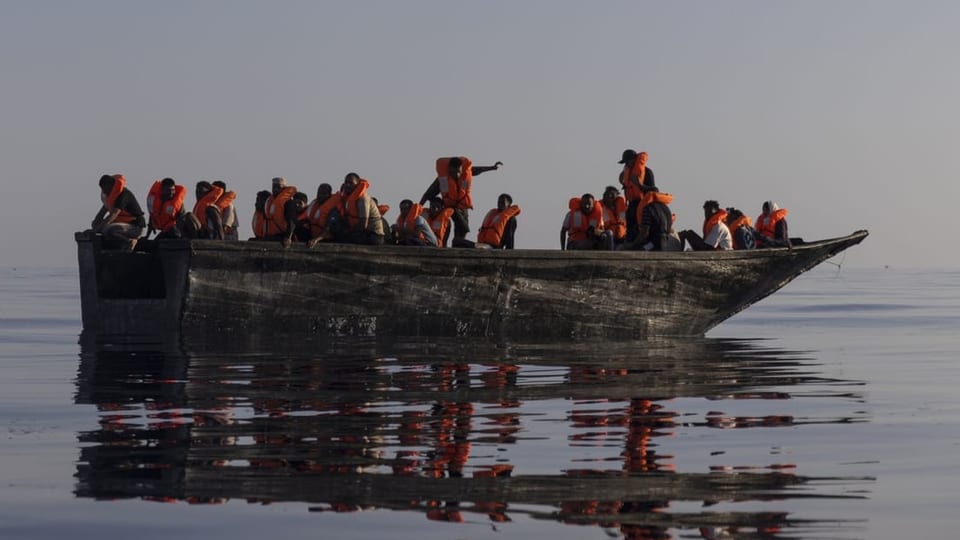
[567,197,603,242]
[635,191,674,223]
[305,194,343,237]
[344,179,370,228]
[146,181,186,232]
[436,156,473,210]
[105,174,137,224]
[756,208,788,240]
[265,186,297,233]
[477,205,521,246]
[428,207,454,247]
[620,161,648,202]
[727,215,756,250]
[702,209,728,238]
[396,203,427,241]
[600,196,627,241]
[193,185,224,229]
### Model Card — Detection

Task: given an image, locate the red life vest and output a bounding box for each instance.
[428,207,454,248]
[600,196,627,241]
[477,205,521,246]
[193,185,224,229]
[104,174,137,224]
[305,193,343,237]
[344,179,370,228]
[215,190,236,212]
[436,156,473,210]
[756,208,788,240]
[146,181,186,232]
[265,186,297,233]
[567,197,604,242]
[702,209,728,238]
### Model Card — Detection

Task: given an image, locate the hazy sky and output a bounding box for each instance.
[3,1,958,268]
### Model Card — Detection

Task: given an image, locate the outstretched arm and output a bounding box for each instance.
[419,179,440,206]
[471,161,503,176]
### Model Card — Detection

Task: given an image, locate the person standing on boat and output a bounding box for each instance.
[212,181,238,241]
[600,186,628,248]
[618,150,656,243]
[426,197,454,248]
[145,177,186,240]
[304,183,344,248]
[678,200,732,251]
[91,174,146,251]
[561,194,613,250]
[477,193,520,249]
[620,188,677,251]
[724,208,757,250]
[341,173,385,245]
[393,199,439,246]
[756,201,791,248]
[418,156,504,248]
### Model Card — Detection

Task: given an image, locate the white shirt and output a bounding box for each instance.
[704,222,733,250]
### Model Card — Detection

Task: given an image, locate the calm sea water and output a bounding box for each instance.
[1,265,957,540]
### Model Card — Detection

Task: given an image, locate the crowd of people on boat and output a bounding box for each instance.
[87,150,792,252]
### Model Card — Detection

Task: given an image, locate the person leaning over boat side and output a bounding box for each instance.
[304,183,344,248]
[212,181,238,241]
[678,200,732,251]
[145,177,186,240]
[282,192,313,248]
[620,188,676,251]
[180,181,225,240]
[426,197,454,248]
[418,156,504,248]
[755,200,791,248]
[561,194,613,251]
[477,193,520,249]
[600,185,628,248]
[393,199,439,246]
[90,174,146,251]
[618,150,656,244]
[724,207,757,250]
[341,173,385,245]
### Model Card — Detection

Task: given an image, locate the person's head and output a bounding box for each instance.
[316,183,332,202]
[762,200,778,215]
[212,180,226,191]
[399,199,414,217]
[428,197,444,216]
[617,149,637,166]
[160,177,176,201]
[196,181,213,200]
[637,151,649,166]
[343,172,361,194]
[725,207,744,225]
[497,193,513,212]
[703,199,720,219]
[271,177,287,196]
[98,174,116,195]
[447,157,463,180]
[602,185,620,206]
[255,190,271,212]
[579,194,596,215]
[292,191,308,211]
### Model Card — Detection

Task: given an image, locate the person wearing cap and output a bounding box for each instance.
[678,200,732,251]
[618,150,656,243]
[418,156,504,248]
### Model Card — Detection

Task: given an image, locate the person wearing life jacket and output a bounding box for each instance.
[756,200,791,248]
[281,192,313,247]
[145,177,186,239]
[600,185,628,247]
[262,176,299,245]
[341,173,385,245]
[618,150,656,243]
[180,181,225,240]
[90,174,146,251]
[477,193,520,249]
[251,190,273,240]
[426,197,455,248]
[724,207,757,250]
[561,194,613,250]
[393,199,439,246]
[304,183,344,248]
[419,156,504,248]
[211,181,238,241]
[620,188,676,251]
[679,200,732,251]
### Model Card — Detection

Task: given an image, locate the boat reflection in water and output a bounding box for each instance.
[75,333,872,538]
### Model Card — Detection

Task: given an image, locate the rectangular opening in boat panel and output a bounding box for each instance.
[95,251,166,299]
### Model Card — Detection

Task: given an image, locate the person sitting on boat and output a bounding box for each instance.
[251,190,272,239]
[418,156,503,248]
[618,150,656,244]
[562,194,613,250]
[212,181,238,241]
[426,197,454,248]
[91,174,146,251]
[145,177,185,240]
[620,188,677,251]
[282,192,313,247]
[477,193,520,249]
[179,181,225,240]
[678,200,732,251]
[756,200,791,248]
[304,183,343,248]
[724,207,757,250]
[393,199,439,246]
[341,173,385,245]
[600,185,628,248]
[372,197,393,241]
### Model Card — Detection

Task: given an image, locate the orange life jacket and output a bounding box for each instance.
[600,196,627,241]
[146,181,186,232]
[104,174,138,224]
[344,179,371,228]
[567,197,604,242]
[305,194,343,237]
[193,185,225,229]
[702,209,728,238]
[378,204,390,218]
[252,211,269,239]
[396,203,426,241]
[620,161,648,202]
[727,215,755,250]
[477,205,521,246]
[215,190,236,212]
[428,207,454,248]
[635,191,674,223]
[756,208,788,240]
[436,156,473,210]
[265,186,297,233]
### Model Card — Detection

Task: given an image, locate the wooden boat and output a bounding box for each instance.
[75,229,868,338]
